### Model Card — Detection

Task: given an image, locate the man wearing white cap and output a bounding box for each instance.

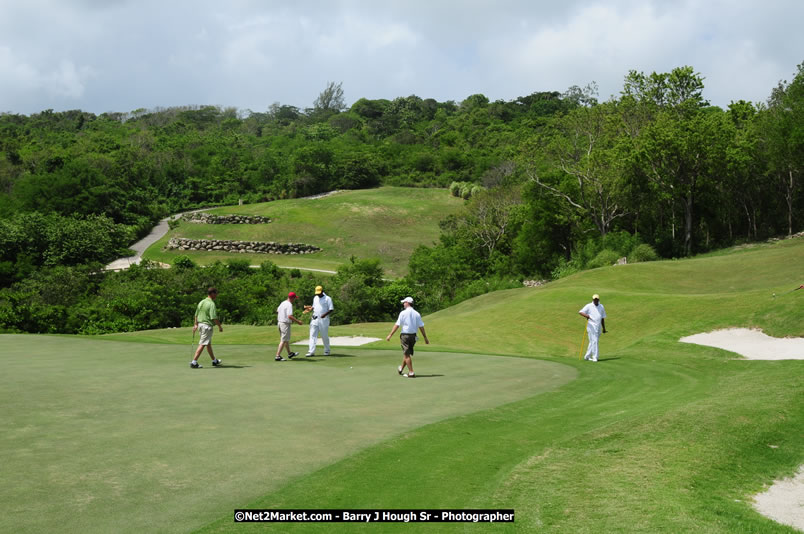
[385,296,429,378]
[276,292,303,361]
[579,294,607,362]
[305,285,334,357]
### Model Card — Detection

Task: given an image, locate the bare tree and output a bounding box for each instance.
[314,81,346,113]
[461,186,523,256]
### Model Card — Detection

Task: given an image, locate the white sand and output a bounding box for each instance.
[679,328,804,360]
[680,328,804,530]
[294,336,380,347]
[753,467,804,531]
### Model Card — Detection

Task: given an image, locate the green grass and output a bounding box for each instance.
[4,237,804,533]
[0,337,572,534]
[142,187,465,278]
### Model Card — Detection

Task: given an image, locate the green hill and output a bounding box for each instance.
[142,187,465,278]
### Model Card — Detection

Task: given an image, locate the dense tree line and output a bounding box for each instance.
[404,65,803,309]
[0,63,801,331]
[0,257,419,334]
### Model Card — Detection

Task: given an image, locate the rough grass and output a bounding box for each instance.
[142,187,465,278]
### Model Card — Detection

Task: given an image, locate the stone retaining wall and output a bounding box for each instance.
[166,238,319,255]
[180,213,271,224]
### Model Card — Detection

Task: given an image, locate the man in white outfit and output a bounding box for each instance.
[578,294,607,362]
[305,285,334,357]
[385,296,429,378]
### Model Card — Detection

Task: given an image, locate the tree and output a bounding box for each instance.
[528,101,629,237]
[622,66,718,256]
[313,81,347,114]
[459,186,523,257]
[759,62,804,236]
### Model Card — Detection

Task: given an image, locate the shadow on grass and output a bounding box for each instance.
[407,374,445,378]
[597,357,621,362]
[211,364,252,369]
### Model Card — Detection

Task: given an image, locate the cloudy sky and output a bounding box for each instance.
[1,0,802,115]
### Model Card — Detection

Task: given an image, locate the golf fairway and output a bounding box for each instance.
[0,336,573,533]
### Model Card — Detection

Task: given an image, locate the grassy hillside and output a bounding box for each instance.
[142,187,464,278]
[4,237,803,533]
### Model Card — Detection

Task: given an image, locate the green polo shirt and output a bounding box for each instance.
[196,297,217,326]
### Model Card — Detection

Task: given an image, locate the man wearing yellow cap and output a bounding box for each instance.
[305,285,334,356]
[578,294,607,362]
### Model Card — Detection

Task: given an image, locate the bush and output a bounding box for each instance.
[587,249,621,269]
[550,258,581,280]
[460,183,473,199]
[629,243,659,262]
[173,255,196,270]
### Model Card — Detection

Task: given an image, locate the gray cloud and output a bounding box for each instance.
[0,0,801,114]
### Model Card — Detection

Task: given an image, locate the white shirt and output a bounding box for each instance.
[312,294,333,319]
[579,302,606,329]
[277,300,294,323]
[395,307,424,334]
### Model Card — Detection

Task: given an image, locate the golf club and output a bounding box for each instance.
[772,285,802,298]
[578,326,587,360]
[190,328,196,360]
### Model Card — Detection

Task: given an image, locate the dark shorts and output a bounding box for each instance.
[400,333,417,355]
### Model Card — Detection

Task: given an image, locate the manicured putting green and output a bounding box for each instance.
[0,335,575,534]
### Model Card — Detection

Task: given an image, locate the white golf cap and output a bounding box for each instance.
[400,296,414,304]
[592,294,600,300]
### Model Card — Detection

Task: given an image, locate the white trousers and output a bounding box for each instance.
[308,318,330,354]
[584,324,601,361]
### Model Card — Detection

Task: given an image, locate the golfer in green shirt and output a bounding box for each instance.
[191,287,223,368]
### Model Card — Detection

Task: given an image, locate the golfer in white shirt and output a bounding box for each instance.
[386,297,429,378]
[579,294,607,362]
[305,285,334,356]
[275,292,303,361]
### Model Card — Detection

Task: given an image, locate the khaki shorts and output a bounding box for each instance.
[400,333,417,355]
[278,322,291,342]
[198,323,213,345]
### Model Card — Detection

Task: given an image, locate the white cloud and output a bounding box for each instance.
[48,60,95,98]
[0,0,802,113]
[0,46,40,92]
[0,47,94,104]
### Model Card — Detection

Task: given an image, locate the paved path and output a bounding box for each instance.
[105,215,177,271]
[105,192,344,272]
[104,209,338,274]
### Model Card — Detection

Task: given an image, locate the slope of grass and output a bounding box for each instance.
[195,236,803,533]
[4,237,803,533]
[142,187,464,278]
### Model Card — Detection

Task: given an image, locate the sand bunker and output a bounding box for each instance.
[753,467,804,531]
[679,328,804,360]
[681,328,803,530]
[294,336,380,347]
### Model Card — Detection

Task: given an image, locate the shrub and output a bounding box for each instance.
[550,258,581,280]
[629,243,659,262]
[460,183,473,199]
[173,255,196,270]
[587,249,621,269]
